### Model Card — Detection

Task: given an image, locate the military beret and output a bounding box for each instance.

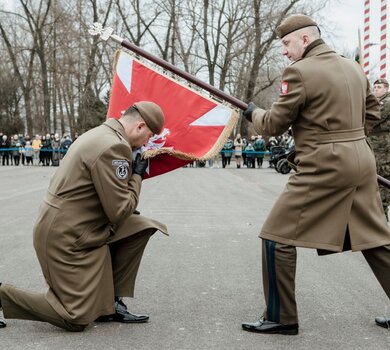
[374,78,389,86]
[133,101,165,135]
[276,14,318,39]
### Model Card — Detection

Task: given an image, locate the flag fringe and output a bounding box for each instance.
[143,111,239,161]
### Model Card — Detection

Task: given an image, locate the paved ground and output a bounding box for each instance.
[0,163,389,350]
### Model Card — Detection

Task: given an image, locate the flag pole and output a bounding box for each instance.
[88,23,247,111]
[88,23,390,189]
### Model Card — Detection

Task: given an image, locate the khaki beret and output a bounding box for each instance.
[133,101,165,135]
[374,78,389,86]
[276,14,318,39]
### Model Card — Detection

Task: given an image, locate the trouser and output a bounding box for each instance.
[261,239,390,325]
[222,156,227,168]
[109,228,154,297]
[0,285,86,332]
[0,229,153,331]
[2,154,9,166]
[256,157,263,167]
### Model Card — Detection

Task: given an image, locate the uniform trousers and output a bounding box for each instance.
[261,239,390,325]
[0,228,153,331]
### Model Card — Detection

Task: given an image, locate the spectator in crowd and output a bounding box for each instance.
[234,134,244,168]
[52,133,61,166]
[13,142,23,166]
[32,135,42,165]
[253,136,266,168]
[244,138,256,168]
[39,135,47,166]
[0,132,3,164]
[60,135,72,157]
[10,135,19,166]
[1,135,10,166]
[221,138,234,168]
[241,137,248,166]
[21,134,30,166]
[24,141,33,166]
[41,134,52,166]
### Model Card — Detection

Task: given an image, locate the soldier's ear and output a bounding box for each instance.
[136,121,147,131]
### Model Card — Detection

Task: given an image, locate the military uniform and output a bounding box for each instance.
[243,16,390,332]
[368,90,390,219]
[0,118,167,331]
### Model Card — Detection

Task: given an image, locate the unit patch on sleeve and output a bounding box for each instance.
[280,81,289,95]
[112,160,130,179]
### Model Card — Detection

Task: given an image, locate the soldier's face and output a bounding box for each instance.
[281,32,306,62]
[374,84,388,98]
[131,122,154,148]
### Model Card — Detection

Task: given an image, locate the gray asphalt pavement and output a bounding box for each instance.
[0,163,389,350]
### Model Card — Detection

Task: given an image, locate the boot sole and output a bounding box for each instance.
[242,326,298,335]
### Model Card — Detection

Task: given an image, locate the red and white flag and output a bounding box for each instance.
[107,50,238,178]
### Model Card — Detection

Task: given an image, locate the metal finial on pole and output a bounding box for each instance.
[88,22,124,44]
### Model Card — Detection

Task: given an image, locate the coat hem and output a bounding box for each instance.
[260,232,390,252]
[259,232,342,251]
[351,239,390,251]
[46,292,115,325]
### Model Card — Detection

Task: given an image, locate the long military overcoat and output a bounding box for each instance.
[33,118,167,325]
[253,40,390,252]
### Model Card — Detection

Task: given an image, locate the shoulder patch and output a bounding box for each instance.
[112,159,130,180]
[280,81,289,95]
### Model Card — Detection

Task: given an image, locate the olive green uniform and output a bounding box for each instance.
[0,118,167,331]
[368,92,390,219]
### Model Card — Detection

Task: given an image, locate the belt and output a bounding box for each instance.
[317,127,366,144]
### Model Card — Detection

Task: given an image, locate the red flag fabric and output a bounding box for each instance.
[107,50,238,178]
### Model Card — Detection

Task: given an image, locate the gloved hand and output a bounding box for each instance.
[243,102,258,123]
[133,153,148,179]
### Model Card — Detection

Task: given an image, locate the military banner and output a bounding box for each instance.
[107,50,239,178]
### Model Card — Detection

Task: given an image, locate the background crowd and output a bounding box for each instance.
[0,132,77,167]
[187,131,294,169]
[0,130,295,169]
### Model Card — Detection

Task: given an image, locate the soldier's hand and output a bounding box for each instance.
[133,153,148,179]
[243,102,257,123]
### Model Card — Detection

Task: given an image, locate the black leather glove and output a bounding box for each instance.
[243,102,257,123]
[133,153,148,179]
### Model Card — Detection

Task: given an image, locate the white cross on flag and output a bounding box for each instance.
[107,50,239,178]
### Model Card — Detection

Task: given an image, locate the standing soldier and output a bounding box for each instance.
[368,78,390,220]
[241,14,390,334]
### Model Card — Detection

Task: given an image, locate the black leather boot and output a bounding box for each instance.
[375,316,390,329]
[242,318,298,335]
[95,298,149,323]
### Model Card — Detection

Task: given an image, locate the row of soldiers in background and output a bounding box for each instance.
[368,78,390,220]
[221,132,293,169]
[0,132,76,167]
